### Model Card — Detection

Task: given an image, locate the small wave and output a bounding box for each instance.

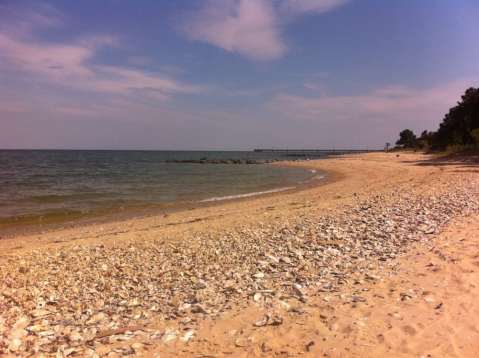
[299,173,326,184]
[200,187,295,203]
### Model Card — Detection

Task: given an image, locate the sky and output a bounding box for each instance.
[0,0,478,150]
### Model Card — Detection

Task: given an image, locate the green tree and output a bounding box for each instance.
[471,128,479,145]
[432,87,479,149]
[417,130,434,149]
[396,129,417,148]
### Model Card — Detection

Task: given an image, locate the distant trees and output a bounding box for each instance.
[433,87,479,149]
[396,129,417,148]
[472,128,479,144]
[417,130,435,150]
[396,87,479,151]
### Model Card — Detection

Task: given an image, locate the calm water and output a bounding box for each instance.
[0,150,321,228]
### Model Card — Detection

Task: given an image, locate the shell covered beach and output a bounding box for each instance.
[1,152,479,357]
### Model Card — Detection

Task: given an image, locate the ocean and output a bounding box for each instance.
[0,150,323,228]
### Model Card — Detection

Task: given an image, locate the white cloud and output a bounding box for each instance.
[0,10,200,102]
[0,33,102,79]
[181,0,348,60]
[183,0,285,61]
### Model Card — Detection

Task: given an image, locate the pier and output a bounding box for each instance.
[254,148,381,155]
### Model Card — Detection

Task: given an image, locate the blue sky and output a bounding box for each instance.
[1,0,478,149]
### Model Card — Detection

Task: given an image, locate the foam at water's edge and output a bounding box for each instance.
[200,171,327,203]
[200,187,296,202]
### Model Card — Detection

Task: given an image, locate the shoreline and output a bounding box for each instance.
[0,161,332,241]
[0,152,427,255]
[1,152,478,357]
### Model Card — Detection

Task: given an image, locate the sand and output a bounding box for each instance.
[0,152,457,254]
[157,213,479,357]
[1,152,479,357]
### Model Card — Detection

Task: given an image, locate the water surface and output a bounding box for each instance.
[0,150,320,228]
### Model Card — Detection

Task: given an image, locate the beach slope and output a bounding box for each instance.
[1,153,478,357]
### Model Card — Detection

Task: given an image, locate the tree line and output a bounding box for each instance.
[396,87,479,151]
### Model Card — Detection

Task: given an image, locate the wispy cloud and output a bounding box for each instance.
[0,100,29,114]
[0,2,63,36]
[181,0,348,61]
[0,6,200,102]
[277,0,350,16]
[269,79,477,127]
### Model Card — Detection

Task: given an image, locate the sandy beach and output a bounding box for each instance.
[1,152,479,357]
